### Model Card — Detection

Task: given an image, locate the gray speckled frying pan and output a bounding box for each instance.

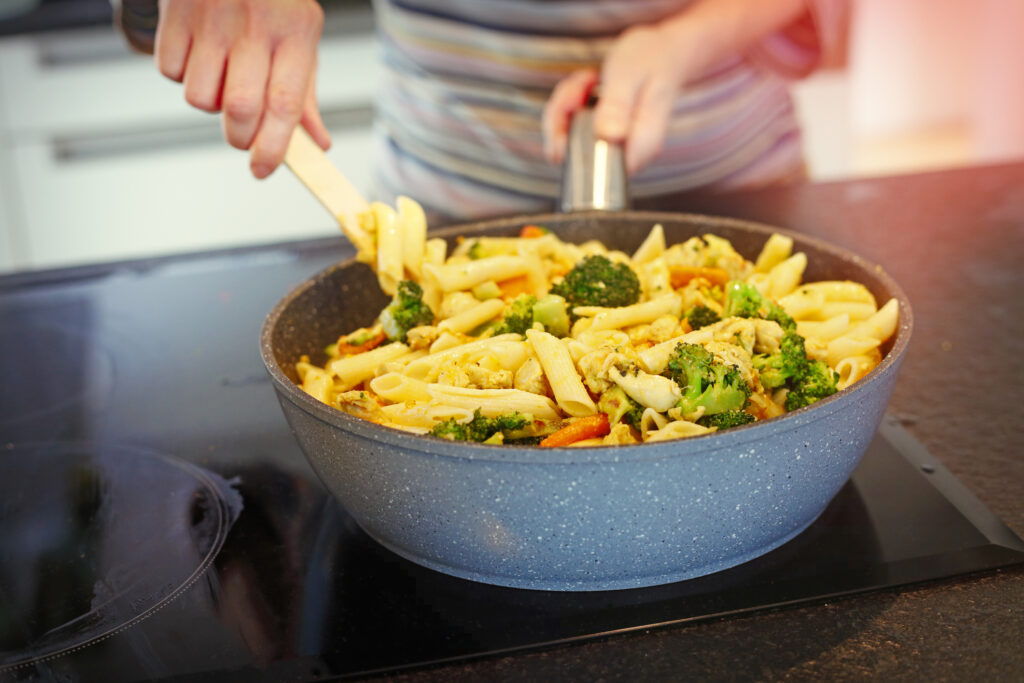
[261,109,912,590]
[260,208,913,591]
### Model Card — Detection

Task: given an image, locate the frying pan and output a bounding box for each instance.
[260,114,913,591]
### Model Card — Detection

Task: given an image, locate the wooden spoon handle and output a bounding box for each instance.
[284,127,374,258]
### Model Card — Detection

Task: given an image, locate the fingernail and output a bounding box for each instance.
[596,116,626,142]
[252,163,271,179]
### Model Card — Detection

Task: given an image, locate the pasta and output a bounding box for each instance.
[297,201,900,447]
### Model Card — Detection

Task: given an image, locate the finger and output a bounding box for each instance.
[182,39,228,112]
[624,76,676,173]
[593,34,653,143]
[154,0,192,82]
[541,68,598,165]
[249,36,318,178]
[300,65,332,151]
[221,40,271,150]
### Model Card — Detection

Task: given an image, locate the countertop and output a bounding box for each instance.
[372,161,1024,681]
[1,161,1021,682]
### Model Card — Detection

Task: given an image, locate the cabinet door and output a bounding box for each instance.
[13,123,375,269]
[0,22,380,271]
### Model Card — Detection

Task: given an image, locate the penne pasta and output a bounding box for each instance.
[848,298,899,342]
[326,342,410,391]
[296,199,899,445]
[766,252,807,299]
[425,256,531,292]
[437,298,506,334]
[373,202,403,296]
[582,294,683,332]
[835,352,881,390]
[753,233,793,273]
[425,384,561,420]
[526,329,597,417]
[826,335,881,369]
[632,224,666,264]
[397,195,427,280]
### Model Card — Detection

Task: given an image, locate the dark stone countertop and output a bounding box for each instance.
[371,161,1024,681]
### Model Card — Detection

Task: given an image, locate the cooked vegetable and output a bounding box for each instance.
[598,386,644,430]
[665,342,751,417]
[697,410,756,430]
[430,410,531,442]
[684,304,721,330]
[550,255,641,309]
[531,294,571,337]
[723,280,795,332]
[493,294,538,336]
[784,359,840,411]
[379,280,435,343]
[539,413,610,447]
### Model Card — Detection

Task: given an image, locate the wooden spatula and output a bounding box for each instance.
[284,127,375,259]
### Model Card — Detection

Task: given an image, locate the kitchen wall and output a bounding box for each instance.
[1,0,1022,274]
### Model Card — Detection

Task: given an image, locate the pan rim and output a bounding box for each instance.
[260,210,913,465]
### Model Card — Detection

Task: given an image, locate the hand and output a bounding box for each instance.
[542,0,808,175]
[154,0,331,178]
[543,23,692,175]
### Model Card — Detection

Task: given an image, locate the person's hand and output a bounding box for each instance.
[543,0,808,175]
[154,0,331,178]
[543,23,696,175]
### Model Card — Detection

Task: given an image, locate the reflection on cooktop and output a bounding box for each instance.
[0,319,115,434]
[1,242,1022,682]
[0,442,242,672]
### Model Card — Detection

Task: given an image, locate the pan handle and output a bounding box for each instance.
[558,104,630,213]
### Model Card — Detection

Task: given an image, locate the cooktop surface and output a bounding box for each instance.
[2,240,1022,682]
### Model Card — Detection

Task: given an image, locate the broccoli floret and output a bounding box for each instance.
[379,280,435,342]
[697,409,756,430]
[752,327,838,410]
[753,330,808,390]
[597,386,644,430]
[785,359,839,411]
[550,255,641,309]
[430,409,530,442]
[723,281,795,332]
[531,294,571,337]
[664,343,750,417]
[429,419,469,441]
[685,304,720,330]
[493,293,538,335]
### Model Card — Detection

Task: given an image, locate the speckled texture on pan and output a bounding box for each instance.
[261,211,913,591]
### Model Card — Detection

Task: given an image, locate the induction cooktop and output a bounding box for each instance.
[2,240,1022,682]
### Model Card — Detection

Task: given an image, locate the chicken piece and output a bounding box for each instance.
[514,356,551,396]
[466,362,513,389]
[603,422,639,445]
[436,364,471,387]
[406,325,439,351]
[333,390,384,422]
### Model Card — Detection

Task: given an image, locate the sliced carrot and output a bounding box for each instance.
[519,224,548,238]
[540,413,610,447]
[336,330,386,355]
[670,266,731,289]
[498,274,533,298]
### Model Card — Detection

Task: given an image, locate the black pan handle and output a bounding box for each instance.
[558,103,630,213]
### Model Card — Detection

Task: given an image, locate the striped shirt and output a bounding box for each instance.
[115,0,846,223]
[371,0,846,223]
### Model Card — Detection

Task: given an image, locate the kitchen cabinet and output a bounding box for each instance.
[0,5,379,273]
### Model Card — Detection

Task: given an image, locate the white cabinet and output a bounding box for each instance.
[0,7,379,273]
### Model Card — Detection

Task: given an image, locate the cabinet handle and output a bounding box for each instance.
[52,105,375,163]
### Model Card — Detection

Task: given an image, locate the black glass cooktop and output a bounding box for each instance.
[2,240,1023,682]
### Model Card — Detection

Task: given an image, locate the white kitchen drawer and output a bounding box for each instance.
[13,124,375,270]
[0,14,380,138]
[0,7,381,273]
